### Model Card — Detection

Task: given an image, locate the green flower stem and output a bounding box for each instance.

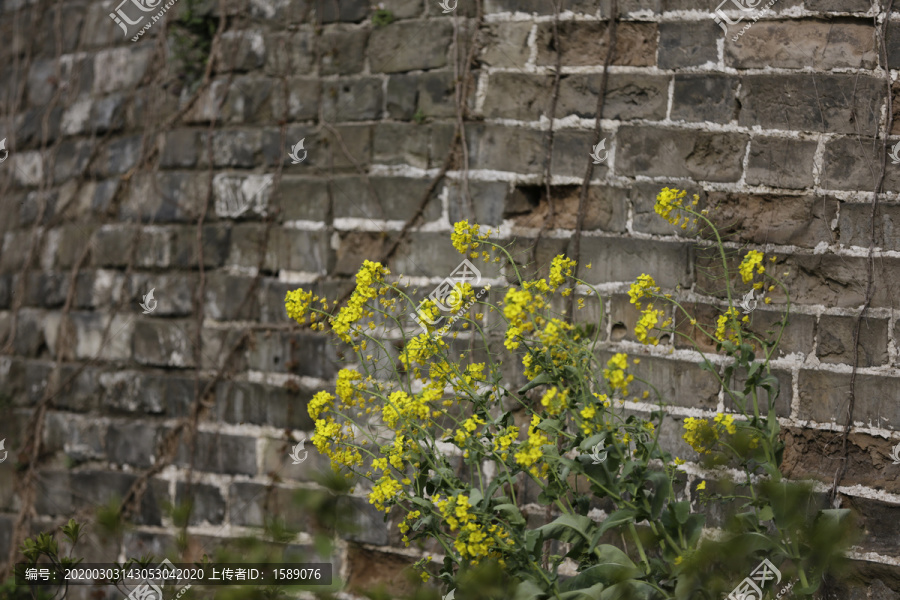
[627,522,652,575]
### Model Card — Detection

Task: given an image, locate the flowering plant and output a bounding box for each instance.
[285,189,855,599]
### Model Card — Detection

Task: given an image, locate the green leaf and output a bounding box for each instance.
[560,550,641,592]
[559,582,607,600]
[671,501,690,525]
[598,581,658,600]
[519,372,553,394]
[645,471,671,519]
[536,514,594,544]
[494,504,526,527]
[596,510,637,538]
[514,579,549,600]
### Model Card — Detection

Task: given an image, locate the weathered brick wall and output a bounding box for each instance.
[1,0,900,597]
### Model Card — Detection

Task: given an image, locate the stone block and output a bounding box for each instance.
[323,77,384,121]
[746,137,817,189]
[739,74,883,136]
[617,126,747,182]
[726,19,877,70]
[672,74,738,123]
[817,315,889,367]
[175,431,258,476]
[658,21,720,69]
[368,20,452,73]
[536,21,657,67]
[320,27,369,75]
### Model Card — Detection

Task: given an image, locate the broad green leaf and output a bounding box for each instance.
[596,509,637,538]
[494,503,526,526]
[536,514,594,544]
[514,579,548,600]
[560,553,641,592]
[599,580,658,600]
[519,372,553,394]
[559,582,607,600]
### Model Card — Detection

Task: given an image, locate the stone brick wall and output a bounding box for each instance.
[1,0,900,597]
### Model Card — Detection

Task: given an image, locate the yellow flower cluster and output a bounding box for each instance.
[451,220,489,255]
[434,494,512,564]
[454,414,486,445]
[540,386,569,416]
[492,426,519,461]
[603,353,634,396]
[309,391,334,421]
[579,405,596,435]
[369,475,403,512]
[655,188,699,228]
[401,332,449,375]
[331,261,390,343]
[628,274,660,310]
[636,307,669,346]
[502,288,540,350]
[715,307,741,343]
[399,510,421,545]
[739,250,765,283]
[548,254,576,290]
[382,387,437,430]
[515,415,550,478]
[285,287,316,324]
[682,413,738,454]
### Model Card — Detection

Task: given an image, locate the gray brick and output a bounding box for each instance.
[172,224,231,268]
[337,495,390,545]
[617,126,747,182]
[71,312,134,361]
[465,124,546,175]
[672,74,738,123]
[316,0,370,22]
[204,272,260,321]
[72,471,164,526]
[160,130,201,169]
[659,21,720,69]
[417,70,460,118]
[368,20,452,73]
[331,176,442,221]
[106,420,160,468]
[821,137,900,193]
[265,31,315,76]
[214,380,313,430]
[536,21,657,67]
[704,192,837,248]
[448,180,510,227]
[216,30,267,72]
[386,73,419,120]
[246,331,341,380]
[746,137,817,189]
[817,315,889,367]
[34,471,73,517]
[229,482,307,528]
[175,482,226,525]
[92,93,126,133]
[799,370,900,429]
[372,122,430,168]
[43,412,106,462]
[133,320,196,368]
[480,22,532,68]
[839,201,900,251]
[52,139,93,184]
[122,171,209,222]
[323,77,384,121]
[739,74,884,136]
[272,78,320,121]
[320,28,369,75]
[726,20,876,70]
[175,431,258,476]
